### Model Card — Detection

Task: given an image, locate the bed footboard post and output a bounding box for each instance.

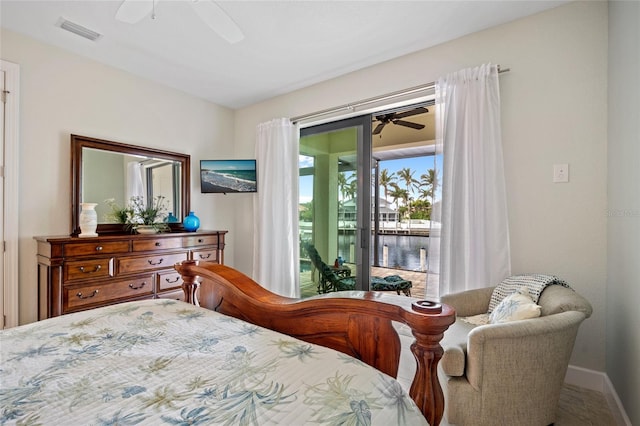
[179,260,199,305]
[406,300,451,426]
[409,331,446,426]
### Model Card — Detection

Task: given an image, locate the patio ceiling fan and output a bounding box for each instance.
[115,0,244,44]
[372,107,428,135]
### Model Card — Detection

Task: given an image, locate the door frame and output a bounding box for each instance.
[1,59,20,328]
[300,115,372,290]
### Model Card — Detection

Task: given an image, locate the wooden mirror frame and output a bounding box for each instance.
[71,134,191,236]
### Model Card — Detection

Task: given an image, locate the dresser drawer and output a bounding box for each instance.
[117,252,188,274]
[183,234,219,247]
[132,237,184,252]
[64,258,113,282]
[65,275,154,310]
[156,289,185,302]
[65,241,130,257]
[158,270,183,291]
[191,249,218,263]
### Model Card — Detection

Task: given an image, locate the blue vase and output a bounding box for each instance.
[183,211,200,232]
[165,212,179,223]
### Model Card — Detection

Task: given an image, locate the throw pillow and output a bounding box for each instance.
[489,287,542,324]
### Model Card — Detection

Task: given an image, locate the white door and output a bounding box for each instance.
[1,60,19,329]
[0,69,5,327]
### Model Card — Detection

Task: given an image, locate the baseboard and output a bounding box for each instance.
[564,364,606,391]
[603,374,633,426]
[565,365,632,426]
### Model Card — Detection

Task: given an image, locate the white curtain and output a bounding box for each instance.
[434,63,511,296]
[126,162,145,202]
[253,118,300,297]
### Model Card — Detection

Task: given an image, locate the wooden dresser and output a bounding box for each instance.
[35,230,227,319]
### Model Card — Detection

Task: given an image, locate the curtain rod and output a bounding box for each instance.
[291,66,510,124]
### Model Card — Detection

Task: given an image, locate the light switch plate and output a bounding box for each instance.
[553,163,569,183]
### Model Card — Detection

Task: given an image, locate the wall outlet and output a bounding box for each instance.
[553,163,569,183]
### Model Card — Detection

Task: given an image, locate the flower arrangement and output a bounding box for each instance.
[104,198,130,224]
[104,196,170,233]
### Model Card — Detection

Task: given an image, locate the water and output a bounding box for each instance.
[201,171,257,192]
[338,232,429,271]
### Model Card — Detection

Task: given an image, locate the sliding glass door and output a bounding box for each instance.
[369,105,436,299]
[299,116,371,295]
[298,104,435,298]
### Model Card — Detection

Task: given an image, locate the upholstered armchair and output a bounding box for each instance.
[438,284,592,425]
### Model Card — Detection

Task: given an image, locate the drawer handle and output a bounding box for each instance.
[165,277,180,284]
[76,290,99,299]
[129,282,147,290]
[95,246,103,251]
[155,242,161,247]
[198,239,204,243]
[199,253,212,260]
[79,265,101,274]
[148,258,164,266]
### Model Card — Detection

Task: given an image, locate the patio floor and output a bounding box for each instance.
[300,264,439,300]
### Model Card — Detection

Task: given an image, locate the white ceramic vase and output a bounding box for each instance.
[79,202,98,238]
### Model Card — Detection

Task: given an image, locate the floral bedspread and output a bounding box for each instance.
[0,299,428,425]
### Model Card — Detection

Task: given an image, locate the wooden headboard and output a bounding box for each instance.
[175,260,455,426]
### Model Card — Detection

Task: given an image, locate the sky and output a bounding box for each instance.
[201,159,256,171]
[299,154,442,204]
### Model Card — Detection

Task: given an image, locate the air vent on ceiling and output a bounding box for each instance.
[58,18,102,41]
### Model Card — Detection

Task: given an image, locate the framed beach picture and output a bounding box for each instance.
[200,159,257,193]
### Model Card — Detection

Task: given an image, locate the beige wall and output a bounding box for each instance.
[607,1,640,424]
[235,1,608,372]
[0,29,237,325]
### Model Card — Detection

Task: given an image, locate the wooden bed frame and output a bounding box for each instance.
[175,260,455,426]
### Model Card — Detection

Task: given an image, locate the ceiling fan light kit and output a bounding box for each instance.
[115,0,244,44]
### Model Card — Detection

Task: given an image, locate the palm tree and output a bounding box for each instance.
[419,168,439,200]
[419,168,439,220]
[337,172,356,226]
[397,168,419,227]
[388,184,408,225]
[379,168,396,201]
[337,172,349,201]
[344,178,357,201]
[418,187,433,201]
[397,167,419,196]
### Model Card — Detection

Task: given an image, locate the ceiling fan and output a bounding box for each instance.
[115,0,244,44]
[372,107,428,135]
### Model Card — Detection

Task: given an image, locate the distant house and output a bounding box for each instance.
[338,198,399,224]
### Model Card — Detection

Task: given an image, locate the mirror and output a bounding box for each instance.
[71,134,191,235]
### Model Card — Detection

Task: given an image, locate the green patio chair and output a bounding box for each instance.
[318,263,356,293]
[371,275,412,296]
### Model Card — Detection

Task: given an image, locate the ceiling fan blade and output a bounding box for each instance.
[115,0,154,24]
[393,107,429,119]
[393,120,425,130]
[373,122,386,135]
[191,0,244,44]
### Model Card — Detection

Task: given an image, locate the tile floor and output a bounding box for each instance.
[554,383,619,426]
